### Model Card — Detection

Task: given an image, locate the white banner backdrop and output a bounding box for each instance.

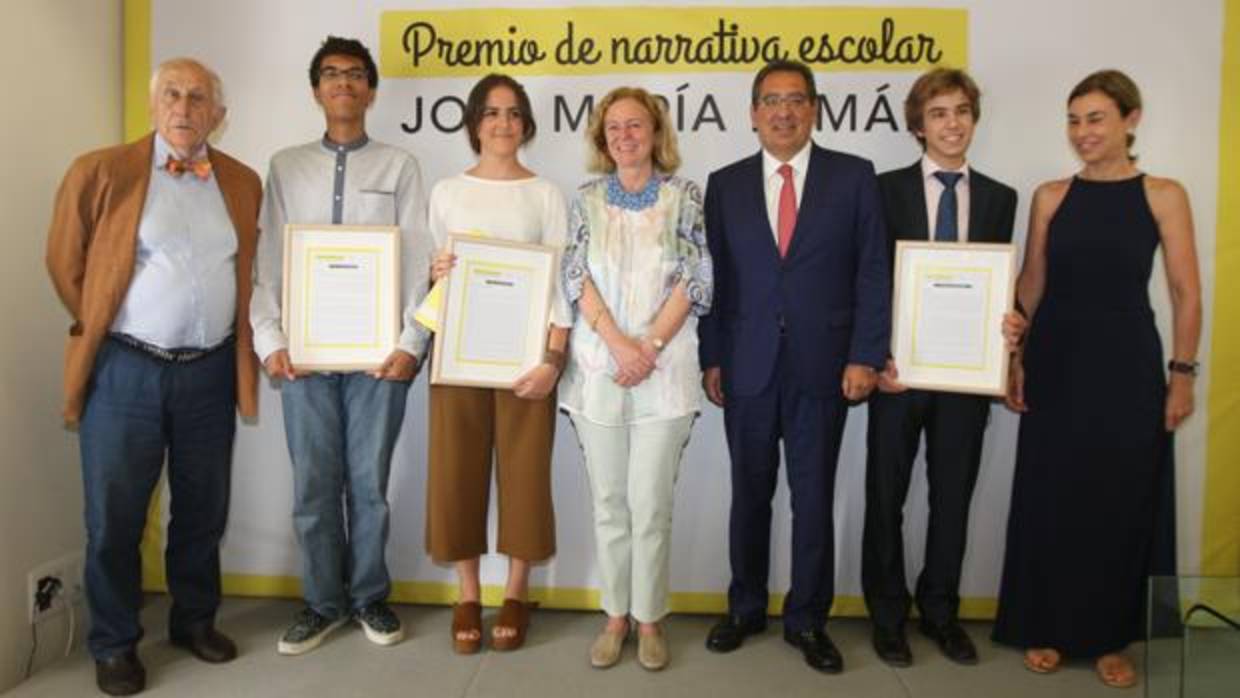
[143,0,1220,613]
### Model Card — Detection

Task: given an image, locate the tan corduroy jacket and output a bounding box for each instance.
[45,132,261,425]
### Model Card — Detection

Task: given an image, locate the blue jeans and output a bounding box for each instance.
[79,338,236,660]
[280,372,409,620]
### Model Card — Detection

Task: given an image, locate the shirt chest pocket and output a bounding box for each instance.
[352,165,402,223]
[356,188,396,224]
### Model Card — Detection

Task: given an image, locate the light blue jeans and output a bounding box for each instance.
[280,372,409,620]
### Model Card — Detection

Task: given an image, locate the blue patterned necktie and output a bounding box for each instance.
[933,171,963,242]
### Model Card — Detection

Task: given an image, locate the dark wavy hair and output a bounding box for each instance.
[750,59,817,107]
[462,74,537,154]
[309,36,378,89]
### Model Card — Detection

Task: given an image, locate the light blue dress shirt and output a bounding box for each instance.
[110,134,237,349]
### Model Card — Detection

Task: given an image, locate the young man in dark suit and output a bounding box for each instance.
[862,68,1017,667]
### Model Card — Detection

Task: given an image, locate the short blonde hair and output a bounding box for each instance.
[149,57,225,112]
[585,87,681,175]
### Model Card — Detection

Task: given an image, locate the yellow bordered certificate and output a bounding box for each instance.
[282,224,400,371]
[891,241,1016,395]
[431,234,555,388]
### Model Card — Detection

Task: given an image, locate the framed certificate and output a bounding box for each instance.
[431,235,556,388]
[891,241,1017,396]
[282,224,400,371]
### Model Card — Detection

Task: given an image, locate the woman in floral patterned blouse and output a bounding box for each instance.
[559,86,712,672]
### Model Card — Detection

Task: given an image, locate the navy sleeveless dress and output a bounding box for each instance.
[992,175,1172,657]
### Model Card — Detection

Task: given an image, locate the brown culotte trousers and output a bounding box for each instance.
[426,383,556,562]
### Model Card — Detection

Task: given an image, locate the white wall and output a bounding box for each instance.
[0,0,120,690]
[151,0,1220,603]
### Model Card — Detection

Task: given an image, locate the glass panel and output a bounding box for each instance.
[1147,575,1240,698]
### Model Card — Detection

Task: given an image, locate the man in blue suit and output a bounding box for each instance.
[699,60,890,674]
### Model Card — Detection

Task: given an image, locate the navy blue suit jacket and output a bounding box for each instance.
[698,143,891,398]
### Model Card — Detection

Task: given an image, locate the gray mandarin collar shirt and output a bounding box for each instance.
[250,135,432,363]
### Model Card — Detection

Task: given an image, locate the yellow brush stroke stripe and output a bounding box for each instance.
[381,6,967,77]
[125,0,166,592]
[1204,0,1240,577]
[124,0,151,142]
[219,575,1001,619]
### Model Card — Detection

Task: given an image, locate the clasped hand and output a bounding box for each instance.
[609,335,657,387]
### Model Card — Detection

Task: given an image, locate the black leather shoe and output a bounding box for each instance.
[170,625,238,664]
[783,628,844,674]
[919,620,978,665]
[872,625,912,667]
[705,614,767,653]
[96,650,145,696]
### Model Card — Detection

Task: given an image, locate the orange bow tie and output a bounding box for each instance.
[164,155,212,180]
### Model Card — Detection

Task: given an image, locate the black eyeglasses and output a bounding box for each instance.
[758,93,810,109]
[318,67,368,83]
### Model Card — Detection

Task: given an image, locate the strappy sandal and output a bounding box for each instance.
[1095,653,1137,688]
[451,601,482,654]
[1023,647,1062,674]
[491,598,538,651]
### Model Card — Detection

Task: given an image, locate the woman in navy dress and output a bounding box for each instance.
[995,69,1201,689]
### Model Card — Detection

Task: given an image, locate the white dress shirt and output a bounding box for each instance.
[761,139,813,246]
[921,155,971,241]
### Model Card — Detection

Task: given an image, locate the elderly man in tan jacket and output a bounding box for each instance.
[45,57,259,697]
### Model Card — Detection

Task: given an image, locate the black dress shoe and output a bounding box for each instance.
[705,614,767,653]
[783,628,844,674]
[96,650,145,696]
[919,620,978,665]
[872,625,912,667]
[170,625,238,663]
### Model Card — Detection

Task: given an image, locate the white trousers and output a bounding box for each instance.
[570,414,694,623]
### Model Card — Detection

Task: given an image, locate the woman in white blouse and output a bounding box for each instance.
[560,87,713,671]
[425,74,571,655]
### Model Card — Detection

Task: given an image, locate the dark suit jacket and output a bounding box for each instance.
[877,161,1017,256]
[698,143,890,398]
[45,133,262,424]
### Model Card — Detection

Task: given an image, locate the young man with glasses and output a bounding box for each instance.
[250,36,432,656]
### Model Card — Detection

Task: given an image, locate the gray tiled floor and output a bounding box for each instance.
[7,596,1134,697]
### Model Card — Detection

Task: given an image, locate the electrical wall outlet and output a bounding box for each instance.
[27,552,85,623]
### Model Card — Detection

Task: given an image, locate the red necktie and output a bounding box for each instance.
[777,163,797,258]
[165,155,212,180]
